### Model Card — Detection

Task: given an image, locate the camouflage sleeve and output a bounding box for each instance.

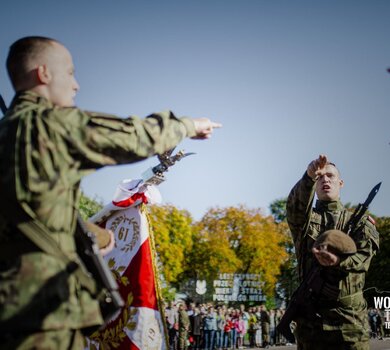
[286,172,316,243]
[338,219,379,272]
[53,107,196,169]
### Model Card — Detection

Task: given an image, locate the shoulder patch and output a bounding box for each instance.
[362,217,380,251]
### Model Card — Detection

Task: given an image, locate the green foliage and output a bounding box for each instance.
[78,192,103,220]
[264,297,277,310]
[365,216,390,304]
[147,203,292,300]
[78,191,390,308]
[186,207,243,282]
[190,206,289,297]
[270,198,287,223]
[161,286,177,302]
[148,204,194,286]
[269,198,299,303]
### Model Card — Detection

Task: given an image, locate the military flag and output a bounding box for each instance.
[86,179,168,350]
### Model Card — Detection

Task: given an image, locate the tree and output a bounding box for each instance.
[78,192,103,220]
[270,198,287,223]
[148,204,194,286]
[236,210,289,295]
[269,198,299,303]
[186,207,243,281]
[365,216,390,305]
[191,206,289,297]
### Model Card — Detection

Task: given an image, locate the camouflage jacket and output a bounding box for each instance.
[0,90,196,331]
[286,172,379,338]
[178,309,190,331]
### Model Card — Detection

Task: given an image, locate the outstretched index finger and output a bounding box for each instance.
[210,122,223,129]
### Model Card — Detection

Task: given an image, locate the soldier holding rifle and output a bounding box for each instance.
[0,36,221,349]
[284,155,379,350]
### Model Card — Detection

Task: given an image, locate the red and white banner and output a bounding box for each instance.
[86,179,167,350]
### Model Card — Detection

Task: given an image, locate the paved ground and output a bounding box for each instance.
[185,338,390,349]
[257,338,390,350]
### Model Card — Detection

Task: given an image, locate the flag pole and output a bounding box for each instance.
[142,204,170,350]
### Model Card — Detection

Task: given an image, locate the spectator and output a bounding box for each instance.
[216,307,226,350]
[203,306,217,350]
[189,307,202,350]
[166,301,179,350]
[231,309,239,349]
[259,305,270,348]
[223,315,233,350]
[248,308,258,348]
[236,314,246,349]
[178,303,190,350]
[269,309,276,346]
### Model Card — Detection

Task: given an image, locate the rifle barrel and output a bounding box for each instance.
[0,95,7,115]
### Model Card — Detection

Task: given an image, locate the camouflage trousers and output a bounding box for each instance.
[296,329,369,350]
[178,329,189,350]
[298,339,369,350]
[0,329,85,350]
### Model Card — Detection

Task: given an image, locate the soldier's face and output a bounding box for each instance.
[44,42,80,107]
[315,164,344,201]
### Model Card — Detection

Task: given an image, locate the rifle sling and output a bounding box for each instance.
[18,218,97,295]
[0,100,97,296]
[2,212,97,295]
[0,238,40,259]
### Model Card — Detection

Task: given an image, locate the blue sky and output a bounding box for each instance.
[1,0,389,220]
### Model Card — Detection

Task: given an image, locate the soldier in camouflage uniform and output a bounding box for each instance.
[0,36,221,349]
[286,154,379,350]
[178,303,190,350]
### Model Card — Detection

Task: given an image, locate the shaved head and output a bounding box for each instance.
[6,36,79,106]
[6,36,60,91]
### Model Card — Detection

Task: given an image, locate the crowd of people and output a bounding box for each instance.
[368,308,390,340]
[165,302,293,350]
[165,302,390,350]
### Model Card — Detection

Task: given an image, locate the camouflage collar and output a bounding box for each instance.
[315,200,344,212]
[10,90,54,109]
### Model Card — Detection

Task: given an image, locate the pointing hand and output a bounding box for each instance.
[191,118,222,140]
[307,154,328,180]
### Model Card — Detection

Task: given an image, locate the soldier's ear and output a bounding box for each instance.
[37,65,51,84]
[339,179,344,188]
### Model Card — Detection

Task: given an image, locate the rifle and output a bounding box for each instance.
[141,148,195,186]
[75,216,124,326]
[0,94,123,331]
[345,182,381,234]
[0,94,7,115]
[276,266,327,343]
[277,182,382,343]
[90,148,195,226]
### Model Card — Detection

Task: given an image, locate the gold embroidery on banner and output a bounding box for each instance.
[89,293,137,349]
[109,215,140,252]
[107,258,129,287]
[87,206,167,349]
[106,213,141,287]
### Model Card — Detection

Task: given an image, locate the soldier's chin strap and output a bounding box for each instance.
[0,94,8,115]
